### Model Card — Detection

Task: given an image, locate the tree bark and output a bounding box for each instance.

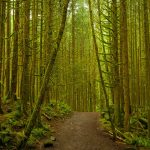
[143,0,150,138]
[10,0,19,101]
[120,0,130,131]
[0,0,6,114]
[72,0,76,110]
[20,0,30,116]
[0,0,3,113]
[111,0,120,126]
[5,0,11,98]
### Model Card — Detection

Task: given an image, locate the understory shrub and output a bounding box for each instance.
[42,100,72,118]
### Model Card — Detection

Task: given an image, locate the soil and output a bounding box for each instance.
[39,112,131,150]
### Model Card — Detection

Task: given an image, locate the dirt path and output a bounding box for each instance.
[45,112,128,150]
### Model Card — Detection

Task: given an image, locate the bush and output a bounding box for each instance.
[42,100,72,118]
[28,127,48,145]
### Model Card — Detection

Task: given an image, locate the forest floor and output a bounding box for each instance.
[36,112,133,150]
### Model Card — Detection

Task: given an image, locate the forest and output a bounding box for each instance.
[0,0,150,149]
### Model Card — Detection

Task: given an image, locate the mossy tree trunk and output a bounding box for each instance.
[143,0,150,138]
[111,0,120,127]
[20,0,30,116]
[0,0,3,113]
[0,0,6,114]
[10,0,19,101]
[5,0,11,99]
[71,0,76,110]
[120,0,130,131]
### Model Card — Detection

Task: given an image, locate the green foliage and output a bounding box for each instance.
[124,132,150,147]
[3,115,25,132]
[100,116,150,148]
[0,100,71,148]
[31,127,47,138]
[28,127,48,145]
[0,112,27,149]
[0,127,19,149]
[27,135,37,145]
[43,100,72,118]
[14,102,22,119]
[14,110,22,119]
[134,136,150,147]
[99,118,111,130]
[57,101,72,116]
[0,129,12,144]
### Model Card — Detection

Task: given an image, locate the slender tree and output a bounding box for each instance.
[88,0,116,139]
[10,0,19,101]
[143,0,150,137]
[111,0,120,126]
[0,0,3,113]
[20,0,30,115]
[71,0,76,110]
[5,0,11,98]
[0,0,6,113]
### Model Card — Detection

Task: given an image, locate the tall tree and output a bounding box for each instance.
[5,0,11,98]
[111,0,120,126]
[0,0,6,113]
[20,0,30,115]
[120,0,130,131]
[143,0,150,137]
[10,0,19,101]
[71,0,76,110]
[0,0,3,113]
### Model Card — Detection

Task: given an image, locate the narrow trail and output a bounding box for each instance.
[46,112,127,150]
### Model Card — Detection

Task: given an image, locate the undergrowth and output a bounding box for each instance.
[42,101,72,118]
[27,126,50,146]
[100,112,150,148]
[0,100,72,149]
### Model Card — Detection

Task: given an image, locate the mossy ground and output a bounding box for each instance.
[0,100,72,149]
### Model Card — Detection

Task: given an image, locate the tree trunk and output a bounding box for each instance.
[10,0,19,101]
[5,0,11,98]
[143,0,150,138]
[72,0,76,110]
[20,0,30,116]
[120,0,130,131]
[0,0,3,113]
[88,0,116,140]
[111,0,120,126]
[0,0,6,114]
